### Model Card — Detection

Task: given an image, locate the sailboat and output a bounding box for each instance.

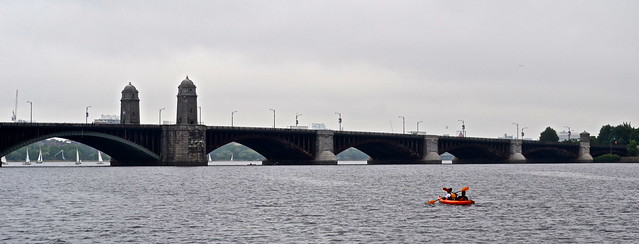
[97,151,104,164]
[1,156,7,165]
[23,148,31,165]
[36,148,43,164]
[208,153,212,162]
[230,153,234,161]
[75,148,81,165]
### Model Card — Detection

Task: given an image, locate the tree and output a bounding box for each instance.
[540,127,559,142]
[628,140,638,157]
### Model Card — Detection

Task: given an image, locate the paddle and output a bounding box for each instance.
[426,187,470,204]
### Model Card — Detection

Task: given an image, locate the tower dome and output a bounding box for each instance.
[122,82,139,93]
[178,76,196,88]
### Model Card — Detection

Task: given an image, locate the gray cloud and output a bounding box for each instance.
[1,0,638,138]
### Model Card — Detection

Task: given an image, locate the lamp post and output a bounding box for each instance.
[521,127,528,139]
[159,108,165,125]
[269,109,276,128]
[513,122,519,139]
[295,113,302,126]
[417,121,423,134]
[399,116,405,134]
[85,106,92,124]
[335,112,342,131]
[231,111,237,127]
[458,120,465,137]
[564,126,571,141]
[26,101,32,123]
[198,106,202,125]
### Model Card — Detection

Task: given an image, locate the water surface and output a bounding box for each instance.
[1,163,638,243]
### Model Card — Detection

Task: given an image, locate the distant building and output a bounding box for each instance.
[558,130,575,141]
[311,123,326,130]
[499,134,514,139]
[289,126,309,129]
[94,114,120,124]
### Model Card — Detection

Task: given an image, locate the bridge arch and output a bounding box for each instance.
[207,135,314,162]
[522,147,577,163]
[0,131,160,163]
[335,139,421,162]
[438,138,510,163]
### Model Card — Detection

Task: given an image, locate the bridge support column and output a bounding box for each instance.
[577,131,593,162]
[312,130,338,165]
[421,135,442,164]
[509,139,526,163]
[160,125,208,166]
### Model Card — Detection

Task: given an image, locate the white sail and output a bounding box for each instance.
[75,149,81,165]
[208,153,212,162]
[36,148,43,163]
[97,151,104,164]
[24,148,31,165]
[1,156,7,164]
[230,153,234,161]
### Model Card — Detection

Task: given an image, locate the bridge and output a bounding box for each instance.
[1,122,620,166]
[0,77,623,166]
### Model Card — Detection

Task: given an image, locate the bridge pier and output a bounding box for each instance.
[422,135,442,164]
[509,139,526,163]
[577,131,593,162]
[160,125,208,166]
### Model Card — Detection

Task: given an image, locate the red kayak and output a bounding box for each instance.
[438,196,475,205]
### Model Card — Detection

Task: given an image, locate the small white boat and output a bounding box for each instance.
[23,148,31,165]
[208,153,212,162]
[75,149,81,165]
[230,153,234,161]
[36,148,43,164]
[1,156,7,165]
[97,151,104,164]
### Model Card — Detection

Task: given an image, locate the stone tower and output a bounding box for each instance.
[120,82,140,124]
[176,76,198,125]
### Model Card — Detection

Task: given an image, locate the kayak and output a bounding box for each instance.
[438,196,475,205]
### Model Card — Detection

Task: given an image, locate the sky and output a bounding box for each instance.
[1,0,638,138]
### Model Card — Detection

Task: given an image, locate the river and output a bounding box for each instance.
[1,163,638,243]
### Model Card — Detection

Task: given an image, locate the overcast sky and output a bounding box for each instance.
[1,0,638,138]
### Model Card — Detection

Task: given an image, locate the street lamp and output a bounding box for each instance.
[458,120,466,137]
[564,126,572,141]
[159,108,165,125]
[231,111,237,127]
[26,101,32,123]
[269,109,276,128]
[198,106,202,125]
[512,123,519,139]
[85,106,92,124]
[295,113,302,126]
[521,127,528,139]
[335,112,342,131]
[417,121,423,134]
[399,116,405,134]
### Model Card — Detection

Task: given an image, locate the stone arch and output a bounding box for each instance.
[0,131,159,162]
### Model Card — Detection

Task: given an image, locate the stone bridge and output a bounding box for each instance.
[1,122,609,166]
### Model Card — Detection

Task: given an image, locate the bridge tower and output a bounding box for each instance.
[120,82,140,124]
[176,76,198,125]
[159,76,207,166]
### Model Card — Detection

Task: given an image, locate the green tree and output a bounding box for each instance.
[540,127,559,142]
[628,140,638,156]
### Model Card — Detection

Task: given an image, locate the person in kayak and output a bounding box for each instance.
[456,189,468,201]
[443,188,456,200]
